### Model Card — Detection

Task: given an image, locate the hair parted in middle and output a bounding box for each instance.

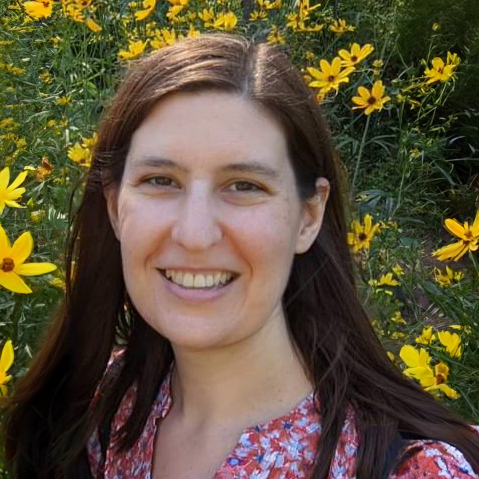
[4,33,479,479]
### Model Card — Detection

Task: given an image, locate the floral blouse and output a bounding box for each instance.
[87,359,478,479]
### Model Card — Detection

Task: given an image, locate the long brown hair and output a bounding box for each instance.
[3,33,479,479]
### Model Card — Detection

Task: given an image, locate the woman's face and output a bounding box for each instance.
[107,91,328,351]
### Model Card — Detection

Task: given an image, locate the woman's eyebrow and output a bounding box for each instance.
[131,156,281,180]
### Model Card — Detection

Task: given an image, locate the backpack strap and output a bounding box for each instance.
[380,431,405,479]
[380,431,428,479]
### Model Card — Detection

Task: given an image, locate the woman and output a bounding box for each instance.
[3,33,479,479]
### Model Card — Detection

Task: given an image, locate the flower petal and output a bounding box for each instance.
[431,57,445,70]
[338,49,350,61]
[0,340,14,373]
[0,225,11,256]
[0,168,10,190]
[357,86,370,100]
[444,218,466,239]
[400,345,419,368]
[6,187,26,200]
[0,272,32,294]
[10,231,33,266]
[372,80,385,98]
[319,59,331,74]
[432,240,465,261]
[471,209,479,237]
[4,200,24,209]
[6,171,27,192]
[16,262,57,276]
[306,67,322,79]
[331,57,342,74]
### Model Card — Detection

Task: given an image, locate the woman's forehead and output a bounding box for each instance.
[126,91,292,174]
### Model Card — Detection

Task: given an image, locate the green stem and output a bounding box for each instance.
[351,114,371,198]
[469,250,479,277]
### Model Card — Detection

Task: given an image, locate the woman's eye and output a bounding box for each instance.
[145,176,177,188]
[227,181,264,193]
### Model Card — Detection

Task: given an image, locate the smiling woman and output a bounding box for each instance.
[2,33,479,479]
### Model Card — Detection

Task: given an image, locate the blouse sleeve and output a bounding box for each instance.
[390,434,478,479]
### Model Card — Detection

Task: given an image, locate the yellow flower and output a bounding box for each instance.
[434,266,464,287]
[86,17,102,32]
[134,0,156,20]
[56,95,71,105]
[416,326,436,345]
[400,345,434,387]
[400,347,458,399]
[432,210,479,261]
[0,167,27,214]
[68,144,90,167]
[378,272,399,286]
[23,0,53,19]
[438,331,462,358]
[424,53,459,84]
[0,226,57,294]
[36,157,53,182]
[118,40,147,59]
[213,12,238,31]
[392,264,404,276]
[425,362,459,399]
[198,7,214,26]
[150,28,177,49]
[186,24,200,38]
[250,10,267,20]
[352,80,391,115]
[447,52,460,66]
[49,277,66,289]
[0,118,19,131]
[347,213,380,252]
[307,57,354,94]
[0,340,14,397]
[39,71,53,83]
[390,311,406,325]
[338,43,374,68]
[30,210,46,223]
[267,25,285,44]
[329,18,355,33]
[373,59,384,69]
[166,0,188,20]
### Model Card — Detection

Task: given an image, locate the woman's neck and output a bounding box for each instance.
[169,315,313,431]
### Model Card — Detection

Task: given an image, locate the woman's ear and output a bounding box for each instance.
[295,177,330,254]
[104,186,121,241]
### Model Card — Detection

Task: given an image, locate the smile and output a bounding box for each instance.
[159,269,238,289]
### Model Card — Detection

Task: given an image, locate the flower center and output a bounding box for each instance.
[327,75,336,82]
[435,374,446,385]
[368,96,377,105]
[1,258,15,273]
[351,56,358,62]
[358,233,368,241]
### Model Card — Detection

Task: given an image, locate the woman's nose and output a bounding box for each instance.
[170,186,223,251]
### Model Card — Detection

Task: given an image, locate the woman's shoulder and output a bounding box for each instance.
[390,427,479,479]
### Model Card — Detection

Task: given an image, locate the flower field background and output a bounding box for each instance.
[1,0,479,474]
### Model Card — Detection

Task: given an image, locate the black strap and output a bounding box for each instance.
[380,432,405,479]
[381,431,427,478]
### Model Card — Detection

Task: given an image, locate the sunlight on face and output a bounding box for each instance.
[107,91,324,351]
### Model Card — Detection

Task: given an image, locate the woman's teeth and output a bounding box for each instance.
[162,270,235,288]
